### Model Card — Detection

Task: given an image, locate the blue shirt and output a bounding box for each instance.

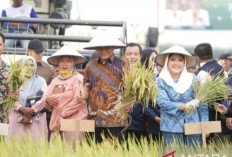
[1,4,38,33]
[156,76,209,133]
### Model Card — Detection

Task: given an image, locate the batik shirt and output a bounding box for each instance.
[84,56,128,127]
[156,75,209,133]
[0,60,10,123]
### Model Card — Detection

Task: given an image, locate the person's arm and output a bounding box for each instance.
[44,78,58,110]
[144,100,160,124]
[11,91,35,117]
[1,10,9,28]
[144,107,160,124]
[31,83,48,113]
[81,65,90,100]
[156,78,183,116]
[61,76,87,118]
[1,9,26,28]
[30,8,38,30]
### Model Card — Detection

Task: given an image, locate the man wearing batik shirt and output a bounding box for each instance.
[0,32,10,123]
[78,35,127,143]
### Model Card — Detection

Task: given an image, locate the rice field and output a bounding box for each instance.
[0,135,232,157]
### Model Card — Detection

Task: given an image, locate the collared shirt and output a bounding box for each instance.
[36,61,57,85]
[0,60,10,123]
[84,56,128,127]
[96,55,114,64]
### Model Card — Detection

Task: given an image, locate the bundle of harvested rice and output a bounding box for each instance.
[191,74,229,112]
[113,62,158,120]
[3,58,30,109]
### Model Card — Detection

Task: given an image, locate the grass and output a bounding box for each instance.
[1,134,232,157]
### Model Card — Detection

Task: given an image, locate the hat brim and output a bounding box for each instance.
[227,56,232,60]
[155,52,197,69]
[83,35,125,50]
[84,45,125,50]
[34,48,45,53]
[47,55,86,66]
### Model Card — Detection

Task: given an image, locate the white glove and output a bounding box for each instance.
[186,99,199,112]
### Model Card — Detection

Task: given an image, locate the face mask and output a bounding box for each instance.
[59,70,73,77]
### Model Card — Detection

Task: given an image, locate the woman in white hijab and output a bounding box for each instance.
[7,56,48,142]
[155,45,209,147]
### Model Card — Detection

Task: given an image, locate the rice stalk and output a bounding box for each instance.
[2,57,31,109]
[112,61,158,120]
[1,133,232,157]
[193,74,229,105]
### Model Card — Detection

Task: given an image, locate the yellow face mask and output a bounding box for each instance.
[59,70,73,77]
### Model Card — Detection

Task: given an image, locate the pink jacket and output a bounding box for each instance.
[46,73,88,131]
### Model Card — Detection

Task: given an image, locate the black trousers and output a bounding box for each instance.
[88,127,126,143]
[126,130,148,142]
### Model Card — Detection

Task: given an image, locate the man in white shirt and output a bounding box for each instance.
[1,0,38,48]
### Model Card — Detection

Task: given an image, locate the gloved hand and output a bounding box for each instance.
[186,99,199,112]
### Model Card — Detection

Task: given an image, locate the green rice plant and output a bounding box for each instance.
[1,133,232,157]
[193,74,229,105]
[1,57,30,109]
[113,62,158,120]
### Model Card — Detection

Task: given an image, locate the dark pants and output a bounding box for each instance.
[126,130,148,143]
[46,112,51,141]
[88,127,126,143]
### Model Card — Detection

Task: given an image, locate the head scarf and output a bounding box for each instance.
[141,49,157,68]
[18,56,46,106]
[159,54,193,94]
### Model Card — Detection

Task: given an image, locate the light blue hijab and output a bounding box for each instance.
[18,56,46,106]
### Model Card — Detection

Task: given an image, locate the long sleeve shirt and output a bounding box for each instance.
[46,73,88,132]
[156,76,209,133]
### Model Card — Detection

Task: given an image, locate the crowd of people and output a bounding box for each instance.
[1,30,232,148]
[0,0,232,149]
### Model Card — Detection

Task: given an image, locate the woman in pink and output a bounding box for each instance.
[7,56,48,142]
[46,46,88,145]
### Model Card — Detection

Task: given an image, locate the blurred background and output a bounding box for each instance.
[1,0,232,58]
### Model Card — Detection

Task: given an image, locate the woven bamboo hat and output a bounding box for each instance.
[84,35,125,50]
[47,46,86,66]
[155,45,197,68]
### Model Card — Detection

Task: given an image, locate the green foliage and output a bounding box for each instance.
[0,134,232,157]
[194,74,229,105]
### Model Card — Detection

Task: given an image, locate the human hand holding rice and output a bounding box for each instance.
[185,99,200,112]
